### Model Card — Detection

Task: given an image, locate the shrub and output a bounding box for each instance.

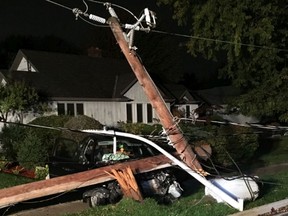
[177,121,259,166]
[62,115,103,142]
[0,125,26,161]
[117,122,162,135]
[17,130,47,170]
[29,115,71,154]
[0,115,72,168]
[208,125,258,166]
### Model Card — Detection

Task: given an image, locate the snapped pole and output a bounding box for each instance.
[107,17,205,175]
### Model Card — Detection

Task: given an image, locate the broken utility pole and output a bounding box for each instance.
[107,17,205,176]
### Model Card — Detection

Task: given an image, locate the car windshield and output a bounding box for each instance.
[80,135,160,163]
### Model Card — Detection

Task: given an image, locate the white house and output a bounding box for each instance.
[6,49,199,126]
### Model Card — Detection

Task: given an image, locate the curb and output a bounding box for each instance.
[229,198,288,216]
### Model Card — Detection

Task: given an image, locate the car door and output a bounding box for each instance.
[49,138,84,177]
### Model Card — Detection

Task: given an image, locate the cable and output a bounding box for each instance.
[44,0,288,53]
[224,149,256,200]
[45,0,73,11]
[180,117,288,132]
[86,0,140,22]
[151,29,288,53]
[82,0,88,14]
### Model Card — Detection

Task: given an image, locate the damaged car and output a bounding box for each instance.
[48,129,183,207]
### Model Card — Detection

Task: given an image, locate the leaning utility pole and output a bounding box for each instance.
[107,16,205,175]
[50,2,206,175]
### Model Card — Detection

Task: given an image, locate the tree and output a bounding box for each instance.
[0,80,39,122]
[157,0,288,122]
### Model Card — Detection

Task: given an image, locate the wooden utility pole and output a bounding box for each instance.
[108,17,205,175]
[0,154,172,208]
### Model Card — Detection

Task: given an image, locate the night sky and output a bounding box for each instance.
[0,0,164,48]
[1,0,221,87]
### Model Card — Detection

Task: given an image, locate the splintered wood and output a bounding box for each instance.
[106,167,143,202]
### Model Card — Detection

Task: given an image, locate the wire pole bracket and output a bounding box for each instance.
[71,4,156,50]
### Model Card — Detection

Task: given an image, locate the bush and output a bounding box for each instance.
[17,130,47,170]
[29,115,71,154]
[117,122,162,135]
[62,115,103,142]
[0,125,26,161]
[182,123,259,167]
[0,115,72,168]
[208,125,258,166]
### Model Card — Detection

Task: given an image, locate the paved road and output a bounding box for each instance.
[9,200,89,216]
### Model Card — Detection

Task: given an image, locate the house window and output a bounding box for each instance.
[186,105,190,118]
[126,104,132,123]
[67,103,75,116]
[76,103,84,115]
[137,104,143,123]
[57,103,65,115]
[57,103,84,116]
[147,104,153,123]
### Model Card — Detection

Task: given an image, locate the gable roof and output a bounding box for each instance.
[0,70,8,86]
[157,83,199,104]
[8,50,137,101]
[195,86,241,105]
[7,49,196,104]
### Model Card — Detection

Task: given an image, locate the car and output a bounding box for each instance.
[48,129,182,207]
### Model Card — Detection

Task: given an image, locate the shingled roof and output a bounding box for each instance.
[8,50,137,101]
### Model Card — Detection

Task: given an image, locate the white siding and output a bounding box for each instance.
[84,101,126,126]
[48,101,126,126]
[124,82,151,102]
[124,82,171,124]
[17,57,37,72]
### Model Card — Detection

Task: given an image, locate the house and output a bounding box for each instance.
[5,49,199,126]
[195,86,258,124]
[0,70,8,86]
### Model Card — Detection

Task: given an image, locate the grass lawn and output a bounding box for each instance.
[256,136,288,165]
[63,170,288,216]
[0,136,287,216]
[0,172,34,189]
[63,137,288,216]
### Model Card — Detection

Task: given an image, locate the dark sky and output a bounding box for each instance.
[0,0,165,48]
[1,0,221,87]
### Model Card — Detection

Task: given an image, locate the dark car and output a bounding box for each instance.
[48,129,182,207]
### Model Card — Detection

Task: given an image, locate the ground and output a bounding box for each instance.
[5,163,288,216]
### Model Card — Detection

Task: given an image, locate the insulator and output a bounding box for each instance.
[124,24,140,31]
[108,6,118,19]
[89,14,106,24]
[128,29,135,49]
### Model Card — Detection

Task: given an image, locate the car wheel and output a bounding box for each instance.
[89,187,110,207]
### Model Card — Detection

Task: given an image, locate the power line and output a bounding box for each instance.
[45,0,73,11]
[44,0,288,53]
[151,29,288,53]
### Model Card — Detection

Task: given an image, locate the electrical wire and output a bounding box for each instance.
[45,0,73,11]
[151,29,288,53]
[44,0,288,53]
[224,148,256,200]
[82,0,88,14]
[86,0,140,22]
[179,117,288,132]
